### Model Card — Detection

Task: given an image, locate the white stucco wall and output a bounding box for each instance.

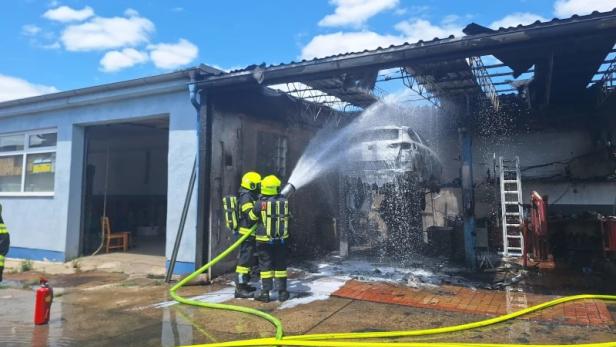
[428,126,616,220]
[400,103,615,228]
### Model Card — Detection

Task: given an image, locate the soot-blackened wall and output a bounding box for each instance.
[207,88,339,276]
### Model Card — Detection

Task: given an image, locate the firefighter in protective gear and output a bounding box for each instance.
[252,175,291,302]
[0,204,10,282]
[234,171,262,298]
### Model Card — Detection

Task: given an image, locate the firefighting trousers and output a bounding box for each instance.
[235,236,256,285]
[256,240,287,292]
[0,232,9,282]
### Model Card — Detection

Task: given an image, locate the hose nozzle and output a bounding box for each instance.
[280,183,296,198]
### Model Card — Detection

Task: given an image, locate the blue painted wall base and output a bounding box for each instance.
[7,247,65,262]
[166,260,196,275]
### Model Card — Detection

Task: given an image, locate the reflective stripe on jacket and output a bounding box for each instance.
[238,224,258,236]
[237,188,259,236]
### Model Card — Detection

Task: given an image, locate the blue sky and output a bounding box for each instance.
[0,0,614,102]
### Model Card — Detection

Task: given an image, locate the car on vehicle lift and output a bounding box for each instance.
[344,125,442,188]
[341,125,442,253]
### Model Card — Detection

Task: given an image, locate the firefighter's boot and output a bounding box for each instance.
[234,284,255,299]
[254,290,270,303]
[276,277,289,302]
[278,290,290,302]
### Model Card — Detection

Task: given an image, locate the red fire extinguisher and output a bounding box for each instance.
[34,277,53,325]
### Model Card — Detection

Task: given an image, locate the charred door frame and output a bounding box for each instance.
[196,89,213,269]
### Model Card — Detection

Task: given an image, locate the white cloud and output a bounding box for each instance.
[43,5,94,22]
[22,25,60,50]
[394,18,463,42]
[22,24,42,36]
[441,14,460,25]
[124,8,140,17]
[42,42,61,50]
[394,8,407,16]
[301,18,463,60]
[148,39,198,69]
[554,0,616,17]
[319,0,399,27]
[100,48,149,72]
[61,14,155,51]
[408,5,431,16]
[490,12,548,29]
[301,31,403,60]
[37,6,196,72]
[0,74,59,102]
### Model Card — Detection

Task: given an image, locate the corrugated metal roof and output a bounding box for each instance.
[219,9,616,76]
[202,9,616,110]
[0,69,195,111]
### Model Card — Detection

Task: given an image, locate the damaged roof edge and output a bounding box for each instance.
[198,10,616,88]
[0,69,197,118]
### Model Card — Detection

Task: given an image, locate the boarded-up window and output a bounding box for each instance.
[256,131,287,179]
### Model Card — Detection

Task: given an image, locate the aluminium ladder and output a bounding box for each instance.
[499,156,524,257]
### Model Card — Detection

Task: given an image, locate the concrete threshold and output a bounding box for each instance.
[4,252,166,277]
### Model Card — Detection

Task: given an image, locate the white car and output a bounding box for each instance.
[345,126,442,188]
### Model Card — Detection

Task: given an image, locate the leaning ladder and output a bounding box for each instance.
[499,156,524,257]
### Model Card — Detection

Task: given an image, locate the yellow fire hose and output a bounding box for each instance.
[196,342,616,347]
[170,233,616,347]
[169,231,284,340]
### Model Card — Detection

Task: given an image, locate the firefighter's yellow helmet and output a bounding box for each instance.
[241,172,262,190]
[260,175,281,196]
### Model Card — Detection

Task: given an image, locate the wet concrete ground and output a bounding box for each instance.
[1,269,615,346]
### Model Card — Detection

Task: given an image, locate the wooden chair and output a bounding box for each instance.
[101,217,131,252]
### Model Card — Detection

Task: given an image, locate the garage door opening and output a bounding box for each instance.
[81,117,169,257]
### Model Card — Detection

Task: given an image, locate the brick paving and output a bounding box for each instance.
[332,280,614,326]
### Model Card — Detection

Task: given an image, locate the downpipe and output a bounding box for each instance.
[165,73,201,283]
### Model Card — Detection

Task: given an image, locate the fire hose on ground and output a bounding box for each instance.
[169,185,616,347]
[169,231,284,340]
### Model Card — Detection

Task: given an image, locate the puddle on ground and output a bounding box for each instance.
[1,268,614,346]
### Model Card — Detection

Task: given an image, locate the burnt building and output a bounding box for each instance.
[1,10,615,276]
[194,9,616,272]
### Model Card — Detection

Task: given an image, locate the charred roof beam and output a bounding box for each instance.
[400,68,442,107]
[469,56,500,111]
[597,56,616,105]
[197,11,616,89]
[303,69,379,108]
[404,57,483,109]
[267,81,367,112]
